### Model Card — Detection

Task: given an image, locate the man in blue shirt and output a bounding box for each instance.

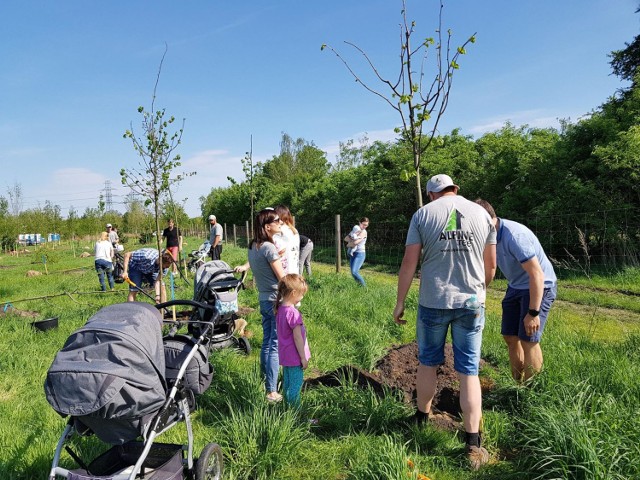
[476,199,557,382]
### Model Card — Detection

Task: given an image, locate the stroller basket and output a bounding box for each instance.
[164,334,213,396]
[69,442,183,480]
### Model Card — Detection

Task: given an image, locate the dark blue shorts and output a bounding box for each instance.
[128,268,158,292]
[501,284,557,342]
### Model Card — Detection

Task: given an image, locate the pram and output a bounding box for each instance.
[113,250,125,283]
[187,241,210,273]
[45,301,223,480]
[191,260,250,355]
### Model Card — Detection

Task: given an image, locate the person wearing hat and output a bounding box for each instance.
[475,199,557,383]
[393,173,497,469]
[208,214,223,260]
[106,223,119,248]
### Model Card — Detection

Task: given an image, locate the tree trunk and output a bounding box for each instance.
[155,200,163,302]
[414,155,424,208]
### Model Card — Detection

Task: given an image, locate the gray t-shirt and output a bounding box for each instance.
[406,195,497,309]
[248,241,281,302]
[209,223,223,244]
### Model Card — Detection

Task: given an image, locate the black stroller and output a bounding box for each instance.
[45,301,223,480]
[191,260,250,355]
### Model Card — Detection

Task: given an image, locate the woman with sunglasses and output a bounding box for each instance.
[235,209,286,402]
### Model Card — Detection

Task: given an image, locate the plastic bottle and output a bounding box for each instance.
[464,295,481,309]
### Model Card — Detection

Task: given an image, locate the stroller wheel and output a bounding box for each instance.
[237,336,251,356]
[195,443,223,480]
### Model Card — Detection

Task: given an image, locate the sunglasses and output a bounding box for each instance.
[268,216,281,224]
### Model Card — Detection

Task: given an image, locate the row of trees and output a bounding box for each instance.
[0,193,197,250]
[201,40,640,265]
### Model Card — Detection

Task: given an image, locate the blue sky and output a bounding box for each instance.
[1,0,637,218]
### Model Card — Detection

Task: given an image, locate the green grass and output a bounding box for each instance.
[0,240,639,479]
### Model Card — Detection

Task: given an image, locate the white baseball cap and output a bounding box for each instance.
[426,174,458,193]
[208,215,216,221]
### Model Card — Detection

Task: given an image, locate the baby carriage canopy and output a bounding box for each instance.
[44,302,167,444]
[193,260,242,316]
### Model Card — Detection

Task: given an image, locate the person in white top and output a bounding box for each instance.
[273,205,300,275]
[94,231,115,291]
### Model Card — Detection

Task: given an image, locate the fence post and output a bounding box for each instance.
[233,224,237,247]
[224,223,228,247]
[336,214,341,273]
[245,220,250,246]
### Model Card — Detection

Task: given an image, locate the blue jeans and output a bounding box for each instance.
[283,366,304,407]
[417,304,484,375]
[95,259,114,291]
[259,300,279,393]
[349,251,366,286]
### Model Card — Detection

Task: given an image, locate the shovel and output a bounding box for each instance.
[124,277,157,303]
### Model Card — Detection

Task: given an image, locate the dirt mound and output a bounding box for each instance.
[306,342,495,424]
[0,306,39,318]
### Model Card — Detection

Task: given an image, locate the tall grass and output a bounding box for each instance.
[0,240,639,478]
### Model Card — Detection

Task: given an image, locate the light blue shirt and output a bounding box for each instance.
[496,218,556,290]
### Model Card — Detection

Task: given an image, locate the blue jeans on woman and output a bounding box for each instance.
[259,300,279,393]
[349,250,366,286]
[95,259,114,291]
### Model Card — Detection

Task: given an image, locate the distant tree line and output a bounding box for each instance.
[0,194,198,250]
[201,39,640,267]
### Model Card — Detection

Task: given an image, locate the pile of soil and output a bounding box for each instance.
[306,342,495,429]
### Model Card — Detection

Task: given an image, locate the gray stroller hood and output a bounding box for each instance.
[44,302,167,444]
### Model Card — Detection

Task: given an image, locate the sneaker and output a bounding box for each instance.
[266,392,283,403]
[413,410,429,426]
[467,445,489,470]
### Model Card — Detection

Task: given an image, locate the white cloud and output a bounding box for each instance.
[172,149,246,217]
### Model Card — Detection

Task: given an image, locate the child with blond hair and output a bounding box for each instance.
[275,274,310,406]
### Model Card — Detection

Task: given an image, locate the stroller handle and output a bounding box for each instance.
[155,299,215,312]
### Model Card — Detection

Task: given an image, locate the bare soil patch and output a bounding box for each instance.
[306,342,496,430]
[0,306,39,318]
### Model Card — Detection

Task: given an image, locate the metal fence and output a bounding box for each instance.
[225,207,640,274]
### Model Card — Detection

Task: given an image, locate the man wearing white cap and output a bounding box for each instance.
[106,223,119,248]
[208,214,223,260]
[393,174,497,469]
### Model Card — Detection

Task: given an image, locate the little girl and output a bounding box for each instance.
[275,274,310,406]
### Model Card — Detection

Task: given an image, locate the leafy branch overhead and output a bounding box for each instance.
[121,107,191,207]
[121,44,195,287]
[322,0,475,207]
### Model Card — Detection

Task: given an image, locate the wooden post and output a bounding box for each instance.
[245,220,250,247]
[336,214,341,273]
[224,223,228,246]
[233,224,237,247]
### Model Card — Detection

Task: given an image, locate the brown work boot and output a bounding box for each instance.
[466,444,489,470]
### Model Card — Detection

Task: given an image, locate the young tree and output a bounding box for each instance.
[322,0,475,207]
[7,182,23,216]
[122,46,194,290]
[241,135,256,233]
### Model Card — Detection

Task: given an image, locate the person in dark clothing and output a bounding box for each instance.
[298,234,314,278]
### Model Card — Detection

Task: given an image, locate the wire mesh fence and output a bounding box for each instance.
[224,206,640,274]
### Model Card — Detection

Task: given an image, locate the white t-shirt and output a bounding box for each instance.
[273,224,300,275]
[95,240,114,262]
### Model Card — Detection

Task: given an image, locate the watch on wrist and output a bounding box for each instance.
[528,308,540,317]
